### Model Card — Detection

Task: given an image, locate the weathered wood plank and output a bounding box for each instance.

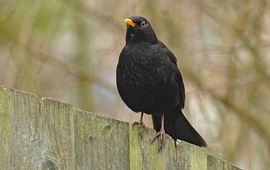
[129,126,207,170]
[74,109,130,170]
[0,86,241,170]
[207,154,242,170]
[39,98,76,170]
[0,86,40,170]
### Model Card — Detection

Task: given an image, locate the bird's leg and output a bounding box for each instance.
[132,112,145,127]
[152,114,165,152]
[132,112,147,138]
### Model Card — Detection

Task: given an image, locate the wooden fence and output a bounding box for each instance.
[0,86,241,170]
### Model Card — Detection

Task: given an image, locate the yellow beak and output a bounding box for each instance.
[124,18,136,27]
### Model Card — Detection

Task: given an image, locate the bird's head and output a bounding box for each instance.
[124,16,158,44]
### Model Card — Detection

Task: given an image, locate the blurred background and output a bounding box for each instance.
[0,0,269,169]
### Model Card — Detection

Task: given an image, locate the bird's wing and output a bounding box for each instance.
[158,41,186,108]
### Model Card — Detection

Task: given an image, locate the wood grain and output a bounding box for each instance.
[0,86,241,170]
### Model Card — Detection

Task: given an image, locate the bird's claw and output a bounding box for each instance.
[152,131,165,152]
[132,121,147,139]
[132,121,145,128]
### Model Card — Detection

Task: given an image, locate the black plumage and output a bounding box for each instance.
[116,16,206,147]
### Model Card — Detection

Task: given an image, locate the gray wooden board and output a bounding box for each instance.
[0,86,242,170]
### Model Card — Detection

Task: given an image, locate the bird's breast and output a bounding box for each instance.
[117,46,179,114]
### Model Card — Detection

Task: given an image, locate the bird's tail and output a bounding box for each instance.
[152,106,207,147]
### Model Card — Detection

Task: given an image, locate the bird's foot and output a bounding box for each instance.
[132,121,145,128]
[152,131,165,152]
[132,121,147,139]
[174,140,177,148]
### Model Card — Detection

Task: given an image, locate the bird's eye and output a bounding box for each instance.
[141,21,146,27]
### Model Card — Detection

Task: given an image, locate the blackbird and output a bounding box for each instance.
[116,16,207,148]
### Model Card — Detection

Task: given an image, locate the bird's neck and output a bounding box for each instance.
[126,32,158,45]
